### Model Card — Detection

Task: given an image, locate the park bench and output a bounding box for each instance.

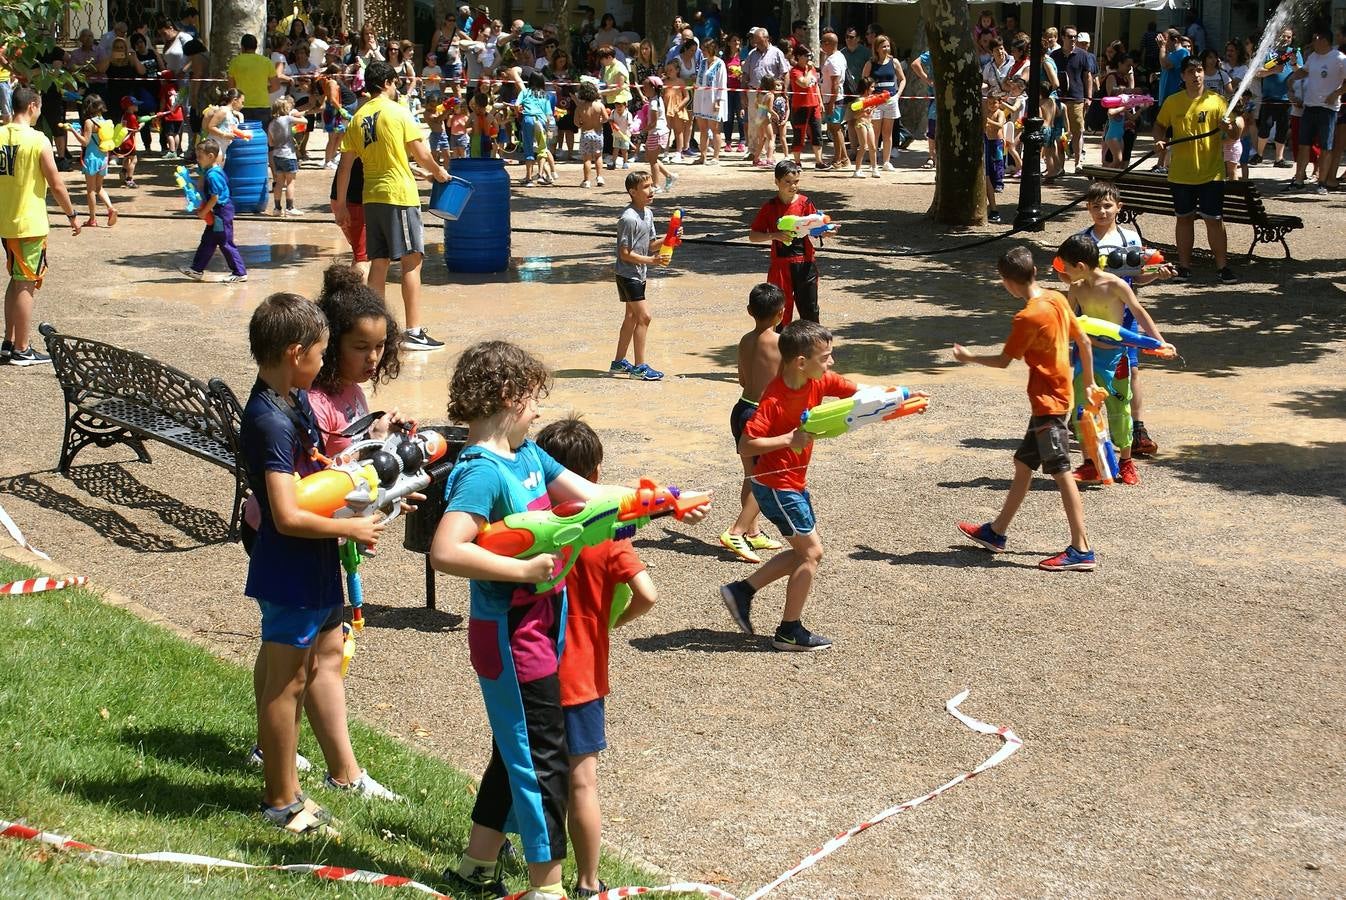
[39,323,248,541]
[1079,165,1304,259]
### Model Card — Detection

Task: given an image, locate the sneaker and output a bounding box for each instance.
[1170,265,1191,282]
[324,160,339,170]
[957,521,1006,552]
[771,621,833,652]
[882,162,896,171]
[719,530,762,564]
[1249,153,1263,165]
[0,339,12,363]
[1218,266,1238,284]
[580,179,591,188]
[443,861,508,898]
[1282,179,1304,193]
[988,210,1003,223]
[1132,422,1159,457]
[6,347,52,367]
[1118,457,1140,485]
[871,167,880,178]
[221,273,248,284]
[124,179,138,188]
[622,159,631,169]
[324,768,403,801]
[664,173,678,192]
[574,880,610,899]
[1038,546,1097,572]
[609,358,634,376]
[402,329,445,351]
[286,207,305,216]
[180,267,205,280]
[744,532,782,552]
[1150,164,1167,175]
[1072,460,1101,483]
[596,176,605,187]
[631,362,664,381]
[246,743,313,772]
[522,178,535,187]
[1274,158,1293,168]
[1315,183,1330,195]
[852,169,866,178]
[720,581,755,634]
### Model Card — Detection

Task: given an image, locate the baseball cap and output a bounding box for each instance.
[1077,32,1091,44]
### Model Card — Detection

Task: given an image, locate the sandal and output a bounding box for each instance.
[261,794,340,836]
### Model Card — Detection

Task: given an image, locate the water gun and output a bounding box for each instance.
[60,121,81,134]
[341,622,356,676]
[291,118,309,134]
[1052,246,1166,280]
[659,208,683,263]
[174,166,214,225]
[1099,93,1154,110]
[800,385,928,439]
[1076,391,1120,485]
[338,538,364,677]
[231,127,253,140]
[1076,314,1176,358]
[776,213,837,239]
[850,91,891,112]
[476,478,711,592]
[1263,47,1297,70]
[610,582,632,629]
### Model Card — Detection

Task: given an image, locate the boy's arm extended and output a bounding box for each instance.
[265,470,385,545]
[951,343,1015,368]
[430,508,557,583]
[613,570,657,628]
[1114,280,1175,353]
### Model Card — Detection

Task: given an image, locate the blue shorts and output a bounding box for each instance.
[429,130,450,151]
[749,482,815,537]
[1170,180,1224,220]
[257,599,343,648]
[1300,106,1337,151]
[564,697,607,755]
[272,156,298,173]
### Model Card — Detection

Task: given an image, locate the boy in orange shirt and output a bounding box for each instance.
[535,417,657,899]
[953,245,1103,571]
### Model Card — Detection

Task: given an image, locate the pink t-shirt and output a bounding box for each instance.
[308,382,369,456]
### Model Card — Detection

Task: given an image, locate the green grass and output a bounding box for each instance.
[0,559,659,898]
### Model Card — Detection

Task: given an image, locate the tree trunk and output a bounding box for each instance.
[644,0,676,51]
[792,0,819,60]
[917,0,986,226]
[210,0,268,78]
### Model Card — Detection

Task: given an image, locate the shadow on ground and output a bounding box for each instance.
[1152,441,1346,505]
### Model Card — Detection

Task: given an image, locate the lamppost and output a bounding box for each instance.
[1014,0,1045,231]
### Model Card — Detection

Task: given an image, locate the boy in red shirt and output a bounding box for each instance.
[158,70,186,159]
[535,417,657,899]
[788,44,824,168]
[749,160,824,325]
[952,245,1103,571]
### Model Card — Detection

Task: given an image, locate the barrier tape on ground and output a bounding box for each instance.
[0,502,51,561]
[0,692,1018,900]
[0,576,89,595]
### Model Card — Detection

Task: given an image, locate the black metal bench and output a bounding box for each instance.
[1079,165,1304,259]
[39,323,247,540]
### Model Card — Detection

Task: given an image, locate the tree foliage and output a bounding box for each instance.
[0,0,90,92]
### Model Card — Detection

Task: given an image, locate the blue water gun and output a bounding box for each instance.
[174,165,214,225]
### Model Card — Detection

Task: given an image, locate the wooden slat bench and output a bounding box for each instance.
[39,323,247,540]
[1079,165,1304,259]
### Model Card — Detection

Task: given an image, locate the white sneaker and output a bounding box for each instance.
[285,207,305,217]
[882,162,896,171]
[580,179,591,188]
[622,159,631,169]
[324,160,339,170]
[871,167,880,178]
[180,267,204,280]
[852,169,865,178]
[247,743,313,772]
[596,176,605,187]
[324,768,403,801]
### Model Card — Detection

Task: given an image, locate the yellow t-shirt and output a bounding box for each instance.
[1155,90,1227,185]
[0,123,53,239]
[341,95,420,207]
[228,52,275,109]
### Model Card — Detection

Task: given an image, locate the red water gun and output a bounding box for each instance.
[659,208,683,263]
[850,91,891,112]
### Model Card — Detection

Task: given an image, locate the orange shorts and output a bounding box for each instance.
[4,237,48,289]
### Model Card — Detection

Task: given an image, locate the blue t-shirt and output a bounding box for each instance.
[444,440,565,619]
[1260,49,1301,101]
[241,380,342,609]
[916,51,937,119]
[205,164,231,206]
[519,89,553,120]
[1158,47,1190,101]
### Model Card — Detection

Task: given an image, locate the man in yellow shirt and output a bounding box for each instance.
[227,34,275,124]
[1,87,80,366]
[1154,56,1235,283]
[333,61,449,351]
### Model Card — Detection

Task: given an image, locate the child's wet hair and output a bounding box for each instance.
[526,70,545,91]
[747,282,785,320]
[536,415,603,478]
[448,341,551,423]
[779,320,832,361]
[1057,234,1101,268]
[625,169,651,191]
[578,80,599,103]
[197,137,221,158]
[774,159,801,181]
[314,264,402,391]
[997,245,1037,283]
[1083,180,1121,206]
[249,292,328,366]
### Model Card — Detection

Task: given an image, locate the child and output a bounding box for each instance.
[518,70,554,186]
[851,77,879,178]
[638,76,674,193]
[1002,77,1026,177]
[420,52,444,100]
[748,160,828,325]
[203,87,246,162]
[239,292,387,835]
[953,245,1100,571]
[535,417,658,900]
[116,96,140,188]
[329,158,369,279]
[1224,96,1247,181]
[1102,91,1127,170]
[610,99,633,169]
[449,96,470,160]
[721,283,786,563]
[1072,181,1175,456]
[610,170,670,381]
[749,75,777,168]
[771,80,790,160]
[575,80,607,189]
[788,44,824,169]
[662,62,690,161]
[159,68,186,159]
[1055,234,1176,486]
[424,95,451,169]
[983,95,1007,223]
[268,96,305,216]
[69,95,118,227]
[469,90,498,158]
[180,139,247,283]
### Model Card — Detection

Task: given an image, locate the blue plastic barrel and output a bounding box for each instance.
[443,158,510,273]
[223,120,269,214]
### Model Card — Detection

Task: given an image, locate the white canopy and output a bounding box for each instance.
[851,0,1181,7]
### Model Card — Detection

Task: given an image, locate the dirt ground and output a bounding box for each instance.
[2,135,1344,899]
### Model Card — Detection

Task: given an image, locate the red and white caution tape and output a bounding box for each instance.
[0,576,88,596]
[0,502,50,561]
[1,692,1018,900]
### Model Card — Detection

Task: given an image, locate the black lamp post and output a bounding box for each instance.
[1014,0,1046,231]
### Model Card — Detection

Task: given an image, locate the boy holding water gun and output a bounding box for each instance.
[953,246,1100,571]
[535,417,657,899]
[611,170,671,381]
[179,138,247,282]
[749,160,824,325]
[1054,234,1176,485]
[430,340,706,899]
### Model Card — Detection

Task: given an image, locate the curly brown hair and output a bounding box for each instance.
[313,263,401,393]
[447,341,551,423]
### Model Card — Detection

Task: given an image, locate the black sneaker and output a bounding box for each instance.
[771,622,833,652]
[720,581,755,634]
[1274,158,1293,168]
[987,210,1002,224]
[1217,266,1238,284]
[1249,153,1263,165]
[442,862,508,897]
[1170,265,1191,282]
[0,339,12,364]
[402,328,446,351]
[574,880,609,898]
[7,347,52,367]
